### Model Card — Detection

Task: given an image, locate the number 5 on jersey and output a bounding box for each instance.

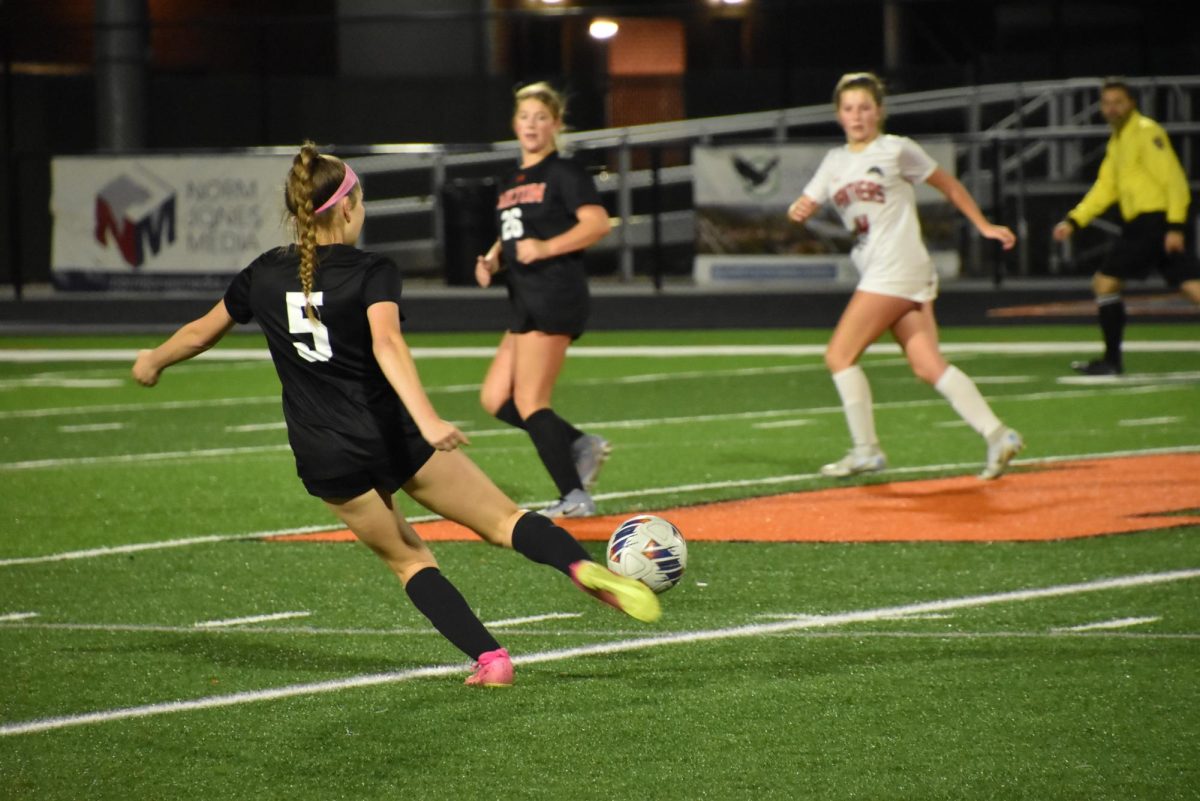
[286,291,333,362]
[500,207,524,241]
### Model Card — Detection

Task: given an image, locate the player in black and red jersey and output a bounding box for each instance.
[132,142,659,688]
[474,82,612,518]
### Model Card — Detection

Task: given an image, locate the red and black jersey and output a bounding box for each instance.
[223,244,424,480]
[495,152,602,334]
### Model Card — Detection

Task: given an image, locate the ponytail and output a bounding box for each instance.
[284,141,359,324]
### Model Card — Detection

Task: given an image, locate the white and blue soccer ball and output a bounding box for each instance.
[606,515,687,594]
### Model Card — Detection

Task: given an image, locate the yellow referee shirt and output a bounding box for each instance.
[1067,110,1191,230]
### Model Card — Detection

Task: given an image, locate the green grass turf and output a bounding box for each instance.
[1,324,1198,800]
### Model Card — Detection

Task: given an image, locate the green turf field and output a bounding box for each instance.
[2,324,1198,800]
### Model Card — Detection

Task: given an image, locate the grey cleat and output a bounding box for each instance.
[571,434,612,491]
[538,488,597,518]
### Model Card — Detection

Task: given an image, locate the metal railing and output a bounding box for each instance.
[346,76,1200,284]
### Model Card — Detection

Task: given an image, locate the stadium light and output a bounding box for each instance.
[589,18,619,39]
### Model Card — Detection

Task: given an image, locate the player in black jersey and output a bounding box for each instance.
[474,82,612,518]
[132,142,659,688]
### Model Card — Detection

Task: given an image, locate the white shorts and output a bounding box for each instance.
[856,271,939,303]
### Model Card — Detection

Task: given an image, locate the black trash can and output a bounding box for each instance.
[441,178,498,286]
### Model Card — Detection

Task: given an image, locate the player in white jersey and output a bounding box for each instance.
[788,72,1024,480]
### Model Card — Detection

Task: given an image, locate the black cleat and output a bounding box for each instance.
[1070,359,1123,376]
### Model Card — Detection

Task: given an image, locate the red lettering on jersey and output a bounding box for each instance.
[496,182,547,210]
[833,180,885,209]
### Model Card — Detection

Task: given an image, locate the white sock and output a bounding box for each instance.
[831,365,878,450]
[935,365,1002,439]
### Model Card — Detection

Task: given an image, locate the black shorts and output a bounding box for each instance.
[507,285,589,339]
[299,433,435,499]
[1101,212,1200,287]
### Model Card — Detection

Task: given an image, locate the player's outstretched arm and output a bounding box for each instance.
[925,168,1016,250]
[367,301,469,451]
[132,300,236,387]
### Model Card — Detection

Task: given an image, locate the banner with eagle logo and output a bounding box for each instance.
[692,142,960,286]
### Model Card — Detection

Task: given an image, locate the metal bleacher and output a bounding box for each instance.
[349,76,1200,285]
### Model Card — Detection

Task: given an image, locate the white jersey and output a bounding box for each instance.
[803,134,939,301]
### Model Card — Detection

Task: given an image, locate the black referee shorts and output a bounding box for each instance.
[1101,212,1200,287]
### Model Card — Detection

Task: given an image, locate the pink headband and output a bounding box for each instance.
[313,163,359,215]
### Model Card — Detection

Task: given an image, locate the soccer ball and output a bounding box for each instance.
[606,515,687,594]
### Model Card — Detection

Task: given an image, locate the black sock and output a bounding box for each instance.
[404,567,501,659]
[494,398,526,430]
[511,511,591,576]
[523,408,584,496]
[1097,294,1126,366]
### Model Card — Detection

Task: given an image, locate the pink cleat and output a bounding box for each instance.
[464,647,514,688]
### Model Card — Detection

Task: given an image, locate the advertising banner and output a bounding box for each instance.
[692,142,960,286]
[51,155,294,292]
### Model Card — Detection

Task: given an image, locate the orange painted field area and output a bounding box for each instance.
[269,453,1200,544]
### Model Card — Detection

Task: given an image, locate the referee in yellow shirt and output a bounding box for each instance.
[1053,78,1200,375]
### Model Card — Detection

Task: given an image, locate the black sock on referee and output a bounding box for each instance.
[494,398,527,430]
[1097,294,1126,367]
[511,511,591,576]
[524,408,584,497]
[404,567,501,660]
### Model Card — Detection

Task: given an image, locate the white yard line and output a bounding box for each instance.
[57,423,126,433]
[1118,416,1183,427]
[3,341,1200,363]
[485,612,583,628]
[0,612,39,622]
[193,611,311,629]
[1052,616,1161,632]
[2,568,1196,737]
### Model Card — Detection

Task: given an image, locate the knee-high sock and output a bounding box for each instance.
[494,398,526,430]
[511,511,591,576]
[405,567,501,660]
[1097,293,1126,366]
[831,365,878,449]
[934,365,1002,439]
[524,408,584,496]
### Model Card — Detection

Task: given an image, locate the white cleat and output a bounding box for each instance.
[820,446,887,478]
[980,427,1024,480]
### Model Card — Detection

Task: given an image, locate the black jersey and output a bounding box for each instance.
[223,244,425,481]
[496,152,602,334]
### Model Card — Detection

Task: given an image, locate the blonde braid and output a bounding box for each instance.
[292,143,321,324]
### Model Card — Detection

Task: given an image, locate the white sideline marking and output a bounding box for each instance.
[1053,616,1161,632]
[751,419,815,429]
[1118,416,1182,427]
[485,612,583,628]
[3,341,1200,363]
[58,423,125,433]
[0,354,1191,425]
[193,611,311,629]
[1057,370,1200,386]
[0,612,39,622]
[0,377,125,389]
[225,422,287,433]
[3,443,1200,569]
[2,568,1196,737]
